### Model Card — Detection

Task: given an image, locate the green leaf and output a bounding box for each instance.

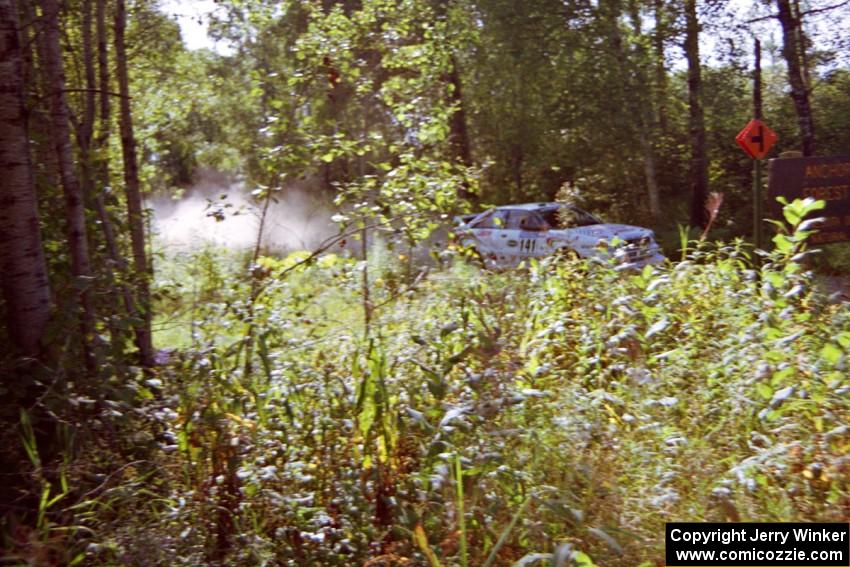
[772,234,793,253]
[413,523,442,567]
[771,366,794,385]
[355,367,376,438]
[572,551,598,567]
[782,207,801,227]
[820,343,842,365]
[258,333,272,380]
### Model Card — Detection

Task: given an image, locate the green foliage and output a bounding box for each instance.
[8,0,850,559]
[17,199,848,565]
[768,197,826,267]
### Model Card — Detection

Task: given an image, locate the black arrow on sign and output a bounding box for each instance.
[750,126,765,153]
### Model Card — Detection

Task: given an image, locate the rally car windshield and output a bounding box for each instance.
[540,206,602,229]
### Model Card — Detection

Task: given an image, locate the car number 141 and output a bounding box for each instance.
[520,239,537,253]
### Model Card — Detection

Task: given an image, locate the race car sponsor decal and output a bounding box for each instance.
[546,236,571,247]
[572,228,604,236]
[507,240,518,247]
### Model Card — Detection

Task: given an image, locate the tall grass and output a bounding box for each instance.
[9,200,849,566]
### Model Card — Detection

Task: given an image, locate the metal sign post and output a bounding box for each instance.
[754,40,763,251]
[753,159,764,250]
[753,39,764,250]
[755,160,763,249]
[735,40,778,250]
[736,118,778,249]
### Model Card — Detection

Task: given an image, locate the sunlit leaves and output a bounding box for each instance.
[777,196,826,227]
[820,343,842,365]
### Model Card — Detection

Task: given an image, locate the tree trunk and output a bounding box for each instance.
[627,0,661,220]
[18,0,34,99]
[791,0,811,93]
[605,0,661,220]
[653,0,669,135]
[95,0,122,271]
[78,0,99,273]
[512,145,523,201]
[684,0,708,227]
[114,0,155,367]
[638,133,661,220]
[97,0,109,157]
[23,0,60,208]
[448,56,472,168]
[40,0,97,371]
[431,0,473,200]
[0,0,51,357]
[93,0,136,349]
[447,56,474,200]
[80,0,95,154]
[777,0,815,156]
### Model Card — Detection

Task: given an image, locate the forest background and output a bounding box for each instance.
[2,0,850,565]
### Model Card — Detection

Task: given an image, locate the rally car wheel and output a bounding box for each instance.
[553,247,580,262]
[458,242,488,268]
[552,247,589,273]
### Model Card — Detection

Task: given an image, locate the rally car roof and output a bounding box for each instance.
[457,203,588,225]
[493,202,561,211]
[492,202,592,212]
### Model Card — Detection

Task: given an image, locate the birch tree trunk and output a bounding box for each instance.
[40,0,97,370]
[0,0,51,357]
[95,0,122,266]
[114,0,155,367]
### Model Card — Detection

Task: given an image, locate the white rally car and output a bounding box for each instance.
[455,202,665,267]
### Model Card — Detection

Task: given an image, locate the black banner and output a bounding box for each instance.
[767,156,850,245]
[666,522,849,566]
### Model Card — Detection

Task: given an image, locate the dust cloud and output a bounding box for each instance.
[149,169,338,255]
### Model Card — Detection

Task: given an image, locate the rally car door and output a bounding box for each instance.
[469,209,509,256]
[505,210,552,257]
